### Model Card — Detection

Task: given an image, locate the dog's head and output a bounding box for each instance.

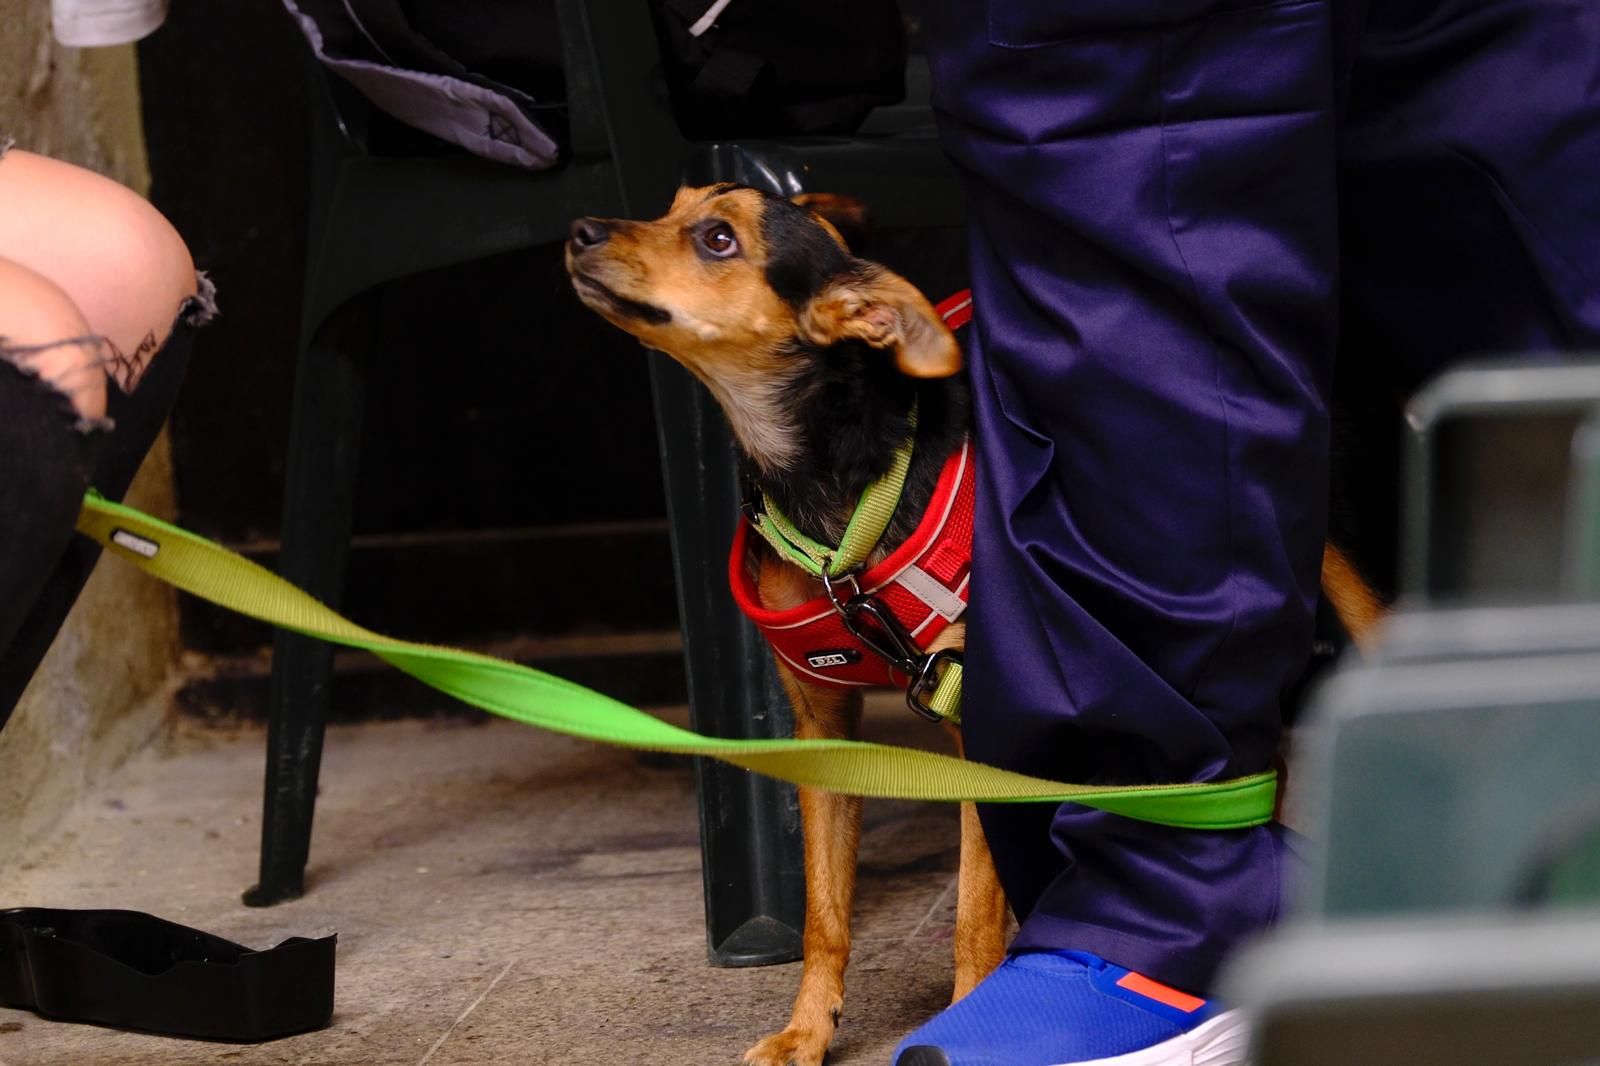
[565,183,961,396]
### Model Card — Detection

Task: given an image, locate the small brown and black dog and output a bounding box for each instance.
[566,184,1383,1066]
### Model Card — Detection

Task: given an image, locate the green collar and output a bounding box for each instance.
[749,409,917,578]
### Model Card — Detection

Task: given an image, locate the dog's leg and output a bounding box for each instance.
[1321,539,1385,651]
[944,722,1009,1002]
[744,668,863,1066]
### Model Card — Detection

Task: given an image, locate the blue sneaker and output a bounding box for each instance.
[892,951,1247,1066]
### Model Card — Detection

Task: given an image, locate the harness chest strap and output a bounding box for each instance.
[729,438,974,713]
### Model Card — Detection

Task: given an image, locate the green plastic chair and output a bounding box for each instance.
[252,0,963,970]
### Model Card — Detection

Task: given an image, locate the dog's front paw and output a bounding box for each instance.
[743,1023,832,1066]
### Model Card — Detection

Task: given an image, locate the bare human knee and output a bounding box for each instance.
[90,187,201,393]
[0,150,200,395]
[0,256,108,423]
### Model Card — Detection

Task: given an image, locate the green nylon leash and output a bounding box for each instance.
[75,491,1276,830]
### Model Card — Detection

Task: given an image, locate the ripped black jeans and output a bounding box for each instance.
[0,286,213,727]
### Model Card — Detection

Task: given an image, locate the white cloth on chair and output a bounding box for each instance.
[52,0,168,47]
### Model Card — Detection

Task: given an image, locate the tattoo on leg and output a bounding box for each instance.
[104,330,160,393]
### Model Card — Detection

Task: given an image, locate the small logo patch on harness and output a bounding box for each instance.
[806,649,863,670]
[111,529,159,559]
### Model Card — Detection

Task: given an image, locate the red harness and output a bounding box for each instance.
[728,290,975,692]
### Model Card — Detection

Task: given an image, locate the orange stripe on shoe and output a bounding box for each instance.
[1115,972,1206,1014]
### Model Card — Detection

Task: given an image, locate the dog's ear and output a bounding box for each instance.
[791,192,870,251]
[799,264,962,378]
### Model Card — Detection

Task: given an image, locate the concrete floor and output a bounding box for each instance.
[0,698,978,1065]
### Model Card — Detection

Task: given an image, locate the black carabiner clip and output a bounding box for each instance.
[823,581,958,724]
[840,596,923,677]
[906,648,963,722]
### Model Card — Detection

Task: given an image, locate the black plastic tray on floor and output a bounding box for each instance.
[0,908,334,1041]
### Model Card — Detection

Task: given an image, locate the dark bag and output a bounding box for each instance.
[651,0,908,138]
[284,0,562,169]
[286,0,908,169]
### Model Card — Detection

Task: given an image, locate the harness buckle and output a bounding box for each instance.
[906,649,962,722]
[820,568,862,614]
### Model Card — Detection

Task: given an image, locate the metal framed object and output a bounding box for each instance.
[1221,913,1600,1066]
[1564,421,1600,598]
[1368,601,1600,667]
[259,0,964,971]
[1291,605,1600,919]
[1401,359,1600,601]
[1236,361,1600,1062]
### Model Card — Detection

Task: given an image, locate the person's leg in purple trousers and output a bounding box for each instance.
[926,0,1338,989]
[897,0,1600,1062]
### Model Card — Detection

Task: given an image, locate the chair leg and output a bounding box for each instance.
[244,299,371,907]
[648,354,806,967]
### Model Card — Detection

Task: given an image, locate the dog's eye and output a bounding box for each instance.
[698,222,740,259]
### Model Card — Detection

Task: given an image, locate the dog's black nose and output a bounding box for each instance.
[570,218,610,251]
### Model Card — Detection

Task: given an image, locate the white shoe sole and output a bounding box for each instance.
[1051,1009,1249,1066]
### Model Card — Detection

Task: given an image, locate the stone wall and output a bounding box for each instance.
[0,1,181,867]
